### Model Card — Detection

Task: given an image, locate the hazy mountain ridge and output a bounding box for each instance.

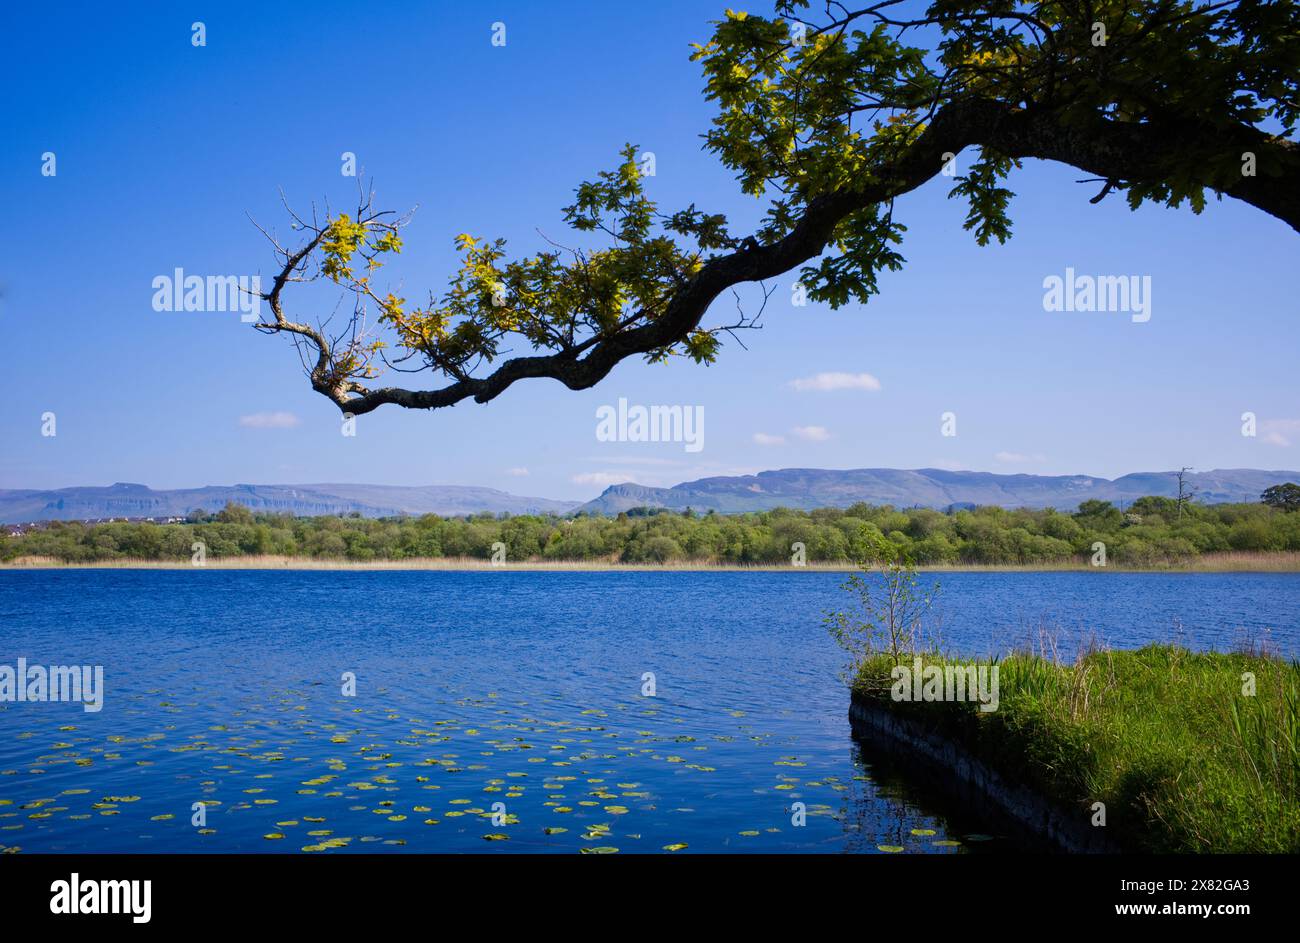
[578,467,1300,514]
[0,482,579,524]
[3,468,1296,524]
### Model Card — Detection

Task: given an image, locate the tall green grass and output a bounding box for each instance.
[853,644,1300,852]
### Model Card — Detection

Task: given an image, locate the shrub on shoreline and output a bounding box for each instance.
[4,495,1300,566]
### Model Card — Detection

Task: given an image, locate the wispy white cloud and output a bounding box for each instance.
[1261,418,1300,447]
[787,371,881,393]
[580,455,687,467]
[505,467,530,477]
[994,450,1047,464]
[792,425,831,442]
[239,411,300,430]
[571,471,637,487]
[753,432,786,446]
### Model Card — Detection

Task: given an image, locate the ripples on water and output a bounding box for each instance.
[0,570,1295,853]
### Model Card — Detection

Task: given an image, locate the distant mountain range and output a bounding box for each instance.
[576,467,1300,514]
[0,482,577,524]
[2,468,1296,524]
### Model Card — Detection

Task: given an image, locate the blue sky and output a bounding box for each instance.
[2,0,1296,500]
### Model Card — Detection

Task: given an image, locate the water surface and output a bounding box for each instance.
[1,570,1295,853]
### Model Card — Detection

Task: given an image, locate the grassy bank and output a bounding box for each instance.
[851,645,1300,852]
[3,551,1299,572]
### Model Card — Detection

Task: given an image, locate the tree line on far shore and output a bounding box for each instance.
[4,488,1300,566]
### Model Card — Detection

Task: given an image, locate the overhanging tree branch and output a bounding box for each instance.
[250,1,1300,416]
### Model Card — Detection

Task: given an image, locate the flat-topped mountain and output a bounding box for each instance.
[577,467,1300,514]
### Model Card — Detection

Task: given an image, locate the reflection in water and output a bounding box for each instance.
[840,737,1015,853]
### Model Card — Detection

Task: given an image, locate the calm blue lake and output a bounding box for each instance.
[1,570,1296,853]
